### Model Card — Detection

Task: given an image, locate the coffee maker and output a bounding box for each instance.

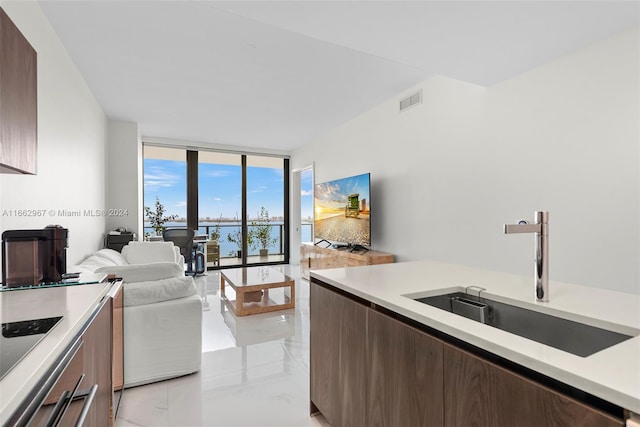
[1,226,68,287]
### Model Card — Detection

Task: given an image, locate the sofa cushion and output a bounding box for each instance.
[72,251,122,273]
[122,242,180,265]
[95,262,184,283]
[123,276,198,307]
[93,248,128,265]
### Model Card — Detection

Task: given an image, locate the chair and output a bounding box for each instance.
[163,228,204,275]
[206,242,220,267]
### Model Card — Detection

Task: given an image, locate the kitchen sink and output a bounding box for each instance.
[413,291,636,357]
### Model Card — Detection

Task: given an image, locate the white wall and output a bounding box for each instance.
[292,27,639,294]
[0,1,107,270]
[106,120,143,236]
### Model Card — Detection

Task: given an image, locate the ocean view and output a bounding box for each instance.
[144,221,313,257]
[143,151,314,261]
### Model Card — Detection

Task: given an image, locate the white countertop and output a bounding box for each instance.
[0,283,112,425]
[311,260,640,413]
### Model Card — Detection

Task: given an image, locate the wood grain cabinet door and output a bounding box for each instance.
[30,299,113,427]
[0,7,37,174]
[367,309,444,427]
[81,297,113,427]
[443,344,623,427]
[310,284,367,427]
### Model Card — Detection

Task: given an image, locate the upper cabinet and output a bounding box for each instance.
[0,7,37,174]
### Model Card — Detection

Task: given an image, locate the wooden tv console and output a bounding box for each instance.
[300,243,394,280]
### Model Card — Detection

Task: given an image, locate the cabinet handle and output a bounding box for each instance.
[74,384,98,427]
[43,390,70,427]
[106,280,122,298]
[43,379,98,427]
[45,374,84,427]
[10,339,83,427]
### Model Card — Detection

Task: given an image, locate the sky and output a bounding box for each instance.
[301,168,313,222]
[314,173,370,220]
[144,158,286,222]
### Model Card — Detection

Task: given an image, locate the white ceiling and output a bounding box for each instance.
[37,1,639,152]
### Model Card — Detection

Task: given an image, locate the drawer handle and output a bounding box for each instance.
[45,374,84,427]
[44,390,70,427]
[74,384,98,427]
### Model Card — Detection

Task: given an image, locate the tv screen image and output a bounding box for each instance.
[314,172,370,247]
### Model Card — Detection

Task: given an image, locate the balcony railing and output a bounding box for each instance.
[143,222,313,259]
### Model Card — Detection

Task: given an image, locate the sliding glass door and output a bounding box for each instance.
[198,151,243,268]
[246,155,286,265]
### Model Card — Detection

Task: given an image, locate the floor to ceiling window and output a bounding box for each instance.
[246,155,286,265]
[198,151,243,267]
[144,144,289,268]
[142,146,187,239]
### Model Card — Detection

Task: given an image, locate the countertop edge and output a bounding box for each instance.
[310,260,640,414]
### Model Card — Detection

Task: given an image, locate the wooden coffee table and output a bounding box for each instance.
[220,266,295,316]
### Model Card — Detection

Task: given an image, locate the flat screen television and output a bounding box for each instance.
[314,172,371,249]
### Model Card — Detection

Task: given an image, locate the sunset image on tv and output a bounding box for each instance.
[314,173,370,246]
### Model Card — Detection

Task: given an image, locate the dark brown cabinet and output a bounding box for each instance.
[80,296,112,427]
[0,6,37,174]
[310,284,367,427]
[310,280,625,427]
[310,284,444,427]
[443,344,623,427]
[30,297,113,426]
[367,309,444,427]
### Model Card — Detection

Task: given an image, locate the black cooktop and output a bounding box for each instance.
[0,316,63,380]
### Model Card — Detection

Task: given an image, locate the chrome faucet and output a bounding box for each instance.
[504,211,549,302]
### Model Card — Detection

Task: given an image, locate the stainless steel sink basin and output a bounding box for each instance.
[414,291,635,357]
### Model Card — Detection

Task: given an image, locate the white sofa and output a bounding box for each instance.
[72,242,202,388]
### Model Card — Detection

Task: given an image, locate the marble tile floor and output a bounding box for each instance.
[115,265,331,427]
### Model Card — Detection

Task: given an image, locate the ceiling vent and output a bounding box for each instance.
[399,90,422,112]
